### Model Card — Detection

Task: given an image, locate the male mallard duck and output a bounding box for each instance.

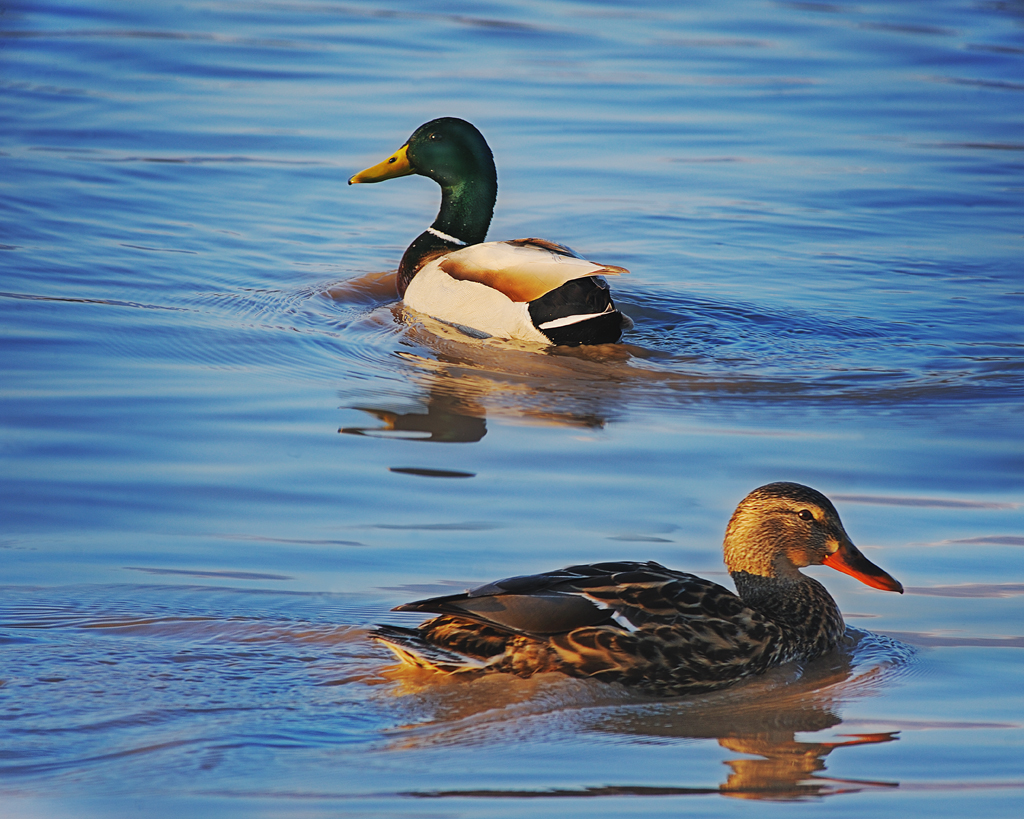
[373,483,903,695]
[349,117,628,346]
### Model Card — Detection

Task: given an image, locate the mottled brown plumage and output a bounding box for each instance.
[372,483,903,695]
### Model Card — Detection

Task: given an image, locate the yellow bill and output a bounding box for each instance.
[348,143,414,184]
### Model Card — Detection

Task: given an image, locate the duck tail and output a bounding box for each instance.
[370,625,491,673]
[529,277,626,345]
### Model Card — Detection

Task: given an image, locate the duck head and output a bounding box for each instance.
[349,117,498,258]
[723,482,903,593]
[349,117,497,190]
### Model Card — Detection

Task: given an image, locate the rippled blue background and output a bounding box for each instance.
[2,1,1022,816]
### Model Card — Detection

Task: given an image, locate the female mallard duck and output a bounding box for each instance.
[349,117,628,346]
[373,483,903,695]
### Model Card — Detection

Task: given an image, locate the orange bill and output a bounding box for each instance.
[823,539,903,593]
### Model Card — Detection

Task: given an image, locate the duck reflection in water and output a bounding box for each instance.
[340,399,487,444]
[339,339,621,444]
[380,629,908,801]
[716,731,897,800]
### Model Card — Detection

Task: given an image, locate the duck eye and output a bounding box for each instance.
[797,510,814,521]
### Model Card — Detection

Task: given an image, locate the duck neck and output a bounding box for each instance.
[397,175,497,295]
[731,571,846,660]
[434,174,495,246]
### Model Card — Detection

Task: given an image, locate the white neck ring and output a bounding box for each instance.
[427,227,467,246]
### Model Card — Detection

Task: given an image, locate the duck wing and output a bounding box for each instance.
[436,238,628,304]
[393,560,744,637]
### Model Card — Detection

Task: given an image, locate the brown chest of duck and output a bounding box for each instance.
[372,482,903,696]
[349,117,629,346]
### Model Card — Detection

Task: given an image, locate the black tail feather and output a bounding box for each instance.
[528,277,624,346]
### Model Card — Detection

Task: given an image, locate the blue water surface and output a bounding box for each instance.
[1,0,1023,816]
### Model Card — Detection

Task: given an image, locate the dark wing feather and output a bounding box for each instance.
[393,561,744,636]
[396,590,615,636]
